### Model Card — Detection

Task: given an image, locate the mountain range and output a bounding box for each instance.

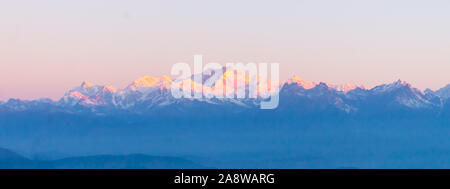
[1,67,449,117]
[1,68,450,168]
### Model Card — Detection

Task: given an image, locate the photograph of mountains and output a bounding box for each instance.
[1,74,450,168]
[2,1,450,169]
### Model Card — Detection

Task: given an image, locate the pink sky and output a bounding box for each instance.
[1,0,450,100]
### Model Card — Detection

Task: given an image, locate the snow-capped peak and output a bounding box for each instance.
[3,74,449,113]
[371,79,413,93]
[127,75,173,92]
[366,79,439,109]
[81,81,93,88]
[286,76,317,89]
[60,81,117,106]
[131,75,172,87]
[435,84,450,99]
[393,79,410,87]
[103,85,117,93]
[329,83,365,93]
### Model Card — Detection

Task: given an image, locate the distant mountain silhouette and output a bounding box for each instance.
[0,148,206,169]
[0,148,45,168]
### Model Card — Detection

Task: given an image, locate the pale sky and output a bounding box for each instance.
[1,0,450,100]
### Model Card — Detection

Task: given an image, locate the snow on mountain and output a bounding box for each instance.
[190,66,282,98]
[60,81,117,106]
[127,76,172,92]
[435,84,450,99]
[284,76,364,94]
[344,87,370,100]
[279,79,356,113]
[371,80,407,93]
[1,72,449,114]
[1,99,30,111]
[329,83,365,93]
[285,76,317,90]
[123,76,174,105]
[0,97,57,112]
[280,76,319,98]
[105,76,174,109]
[368,80,438,109]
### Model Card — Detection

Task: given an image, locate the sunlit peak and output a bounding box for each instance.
[81,81,93,88]
[287,76,317,89]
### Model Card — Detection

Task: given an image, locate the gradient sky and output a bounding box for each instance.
[1,0,450,100]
